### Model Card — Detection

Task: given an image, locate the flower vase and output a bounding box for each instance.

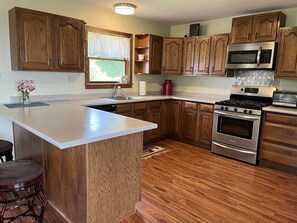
[21,91,30,105]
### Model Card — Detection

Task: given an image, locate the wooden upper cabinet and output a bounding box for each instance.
[9,8,53,70]
[182,37,196,75]
[231,16,253,44]
[209,34,230,76]
[193,36,211,75]
[231,12,285,44]
[150,35,163,74]
[9,7,85,72]
[55,17,84,72]
[134,34,162,74]
[162,38,183,74]
[276,27,297,79]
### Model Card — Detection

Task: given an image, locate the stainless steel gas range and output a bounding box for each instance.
[211,85,275,165]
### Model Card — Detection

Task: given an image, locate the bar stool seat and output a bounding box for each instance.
[0,160,47,222]
[0,140,13,162]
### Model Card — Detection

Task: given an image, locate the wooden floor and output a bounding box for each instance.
[120,139,297,223]
[4,139,297,223]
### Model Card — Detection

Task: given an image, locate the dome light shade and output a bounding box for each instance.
[114,3,136,15]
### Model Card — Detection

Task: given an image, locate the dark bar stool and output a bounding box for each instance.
[0,160,47,222]
[0,140,13,162]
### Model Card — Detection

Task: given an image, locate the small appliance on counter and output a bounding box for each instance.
[272,91,297,108]
[163,80,173,96]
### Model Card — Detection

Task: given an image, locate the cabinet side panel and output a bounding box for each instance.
[87,133,142,223]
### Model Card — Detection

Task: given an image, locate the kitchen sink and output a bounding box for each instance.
[109,96,146,101]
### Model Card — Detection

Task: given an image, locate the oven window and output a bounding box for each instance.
[218,116,253,139]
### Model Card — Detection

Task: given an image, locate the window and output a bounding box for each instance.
[85,27,133,89]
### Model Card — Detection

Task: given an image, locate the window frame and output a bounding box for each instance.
[85,26,133,89]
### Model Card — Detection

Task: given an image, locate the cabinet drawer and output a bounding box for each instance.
[261,141,297,168]
[116,103,133,113]
[134,102,147,111]
[184,101,197,110]
[199,103,213,112]
[265,113,297,126]
[148,101,161,109]
[262,122,297,147]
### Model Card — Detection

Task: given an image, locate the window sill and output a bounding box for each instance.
[85,83,133,89]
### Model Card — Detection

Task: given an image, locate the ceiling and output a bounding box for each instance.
[81,0,297,25]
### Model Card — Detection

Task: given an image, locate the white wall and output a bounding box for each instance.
[0,0,170,140]
[169,7,297,95]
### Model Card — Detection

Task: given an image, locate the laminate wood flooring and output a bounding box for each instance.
[3,139,297,222]
[120,139,297,223]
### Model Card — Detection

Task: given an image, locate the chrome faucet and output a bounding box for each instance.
[112,84,126,99]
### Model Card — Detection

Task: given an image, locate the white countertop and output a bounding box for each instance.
[263,106,297,116]
[0,100,157,149]
[0,94,228,149]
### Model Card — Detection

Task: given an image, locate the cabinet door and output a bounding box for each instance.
[198,111,213,146]
[12,8,53,70]
[162,100,172,137]
[231,17,253,44]
[193,36,211,75]
[276,27,297,79]
[149,35,163,74]
[209,34,230,76]
[162,38,183,74]
[147,102,162,141]
[252,14,279,42]
[182,37,196,75]
[55,17,84,72]
[116,104,133,117]
[183,109,197,142]
[171,100,182,138]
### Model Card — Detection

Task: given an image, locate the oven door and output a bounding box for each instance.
[212,110,261,151]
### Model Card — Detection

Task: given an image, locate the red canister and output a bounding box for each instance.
[163,80,173,96]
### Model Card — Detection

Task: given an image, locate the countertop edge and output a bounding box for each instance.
[263,106,297,116]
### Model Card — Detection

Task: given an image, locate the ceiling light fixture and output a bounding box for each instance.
[114,3,136,15]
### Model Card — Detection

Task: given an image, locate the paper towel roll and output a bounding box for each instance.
[139,81,146,96]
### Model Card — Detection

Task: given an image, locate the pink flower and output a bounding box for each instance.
[17,80,36,92]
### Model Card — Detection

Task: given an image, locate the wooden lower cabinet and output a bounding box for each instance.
[260,112,297,175]
[116,103,133,117]
[182,102,198,143]
[171,100,183,138]
[115,100,214,148]
[162,100,172,137]
[147,101,162,142]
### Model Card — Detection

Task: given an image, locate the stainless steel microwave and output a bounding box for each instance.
[225,42,276,69]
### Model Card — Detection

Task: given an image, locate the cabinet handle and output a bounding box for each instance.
[255,32,258,40]
[212,66,214,73]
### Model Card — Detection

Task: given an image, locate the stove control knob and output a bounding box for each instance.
[249,110,253,114]
[244,109,248,113]
[221,106,224,110]
[234,108,238,112]
[225,107,229,111]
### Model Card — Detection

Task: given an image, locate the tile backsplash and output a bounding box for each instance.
[234,70,279,88]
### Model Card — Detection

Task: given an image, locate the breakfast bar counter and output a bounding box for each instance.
[0,100,157,223]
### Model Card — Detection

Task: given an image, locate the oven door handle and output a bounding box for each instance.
[212,141,256,154]
[214,110,260,121]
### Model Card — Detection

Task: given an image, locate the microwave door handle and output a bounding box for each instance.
[214,110,260,121]
[256,46,262,67]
